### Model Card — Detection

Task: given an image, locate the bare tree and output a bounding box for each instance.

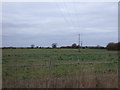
[52,43,57,48]
[72,43,77,48]
[31,44,35,48]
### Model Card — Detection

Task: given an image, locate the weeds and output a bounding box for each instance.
[2,49,118,88]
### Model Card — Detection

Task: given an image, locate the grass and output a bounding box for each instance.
[2,49,118,88]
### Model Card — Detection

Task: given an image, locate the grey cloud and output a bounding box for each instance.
[2,2,118,47]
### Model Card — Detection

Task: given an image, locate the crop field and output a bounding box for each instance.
[2,49,118,88]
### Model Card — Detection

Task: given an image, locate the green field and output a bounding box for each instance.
[2,49,118,88]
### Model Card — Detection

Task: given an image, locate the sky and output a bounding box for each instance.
[2,2,118,47]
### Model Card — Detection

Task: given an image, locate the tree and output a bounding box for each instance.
[52,43,57,48]
[31,44,35,49]
[36,46,39,48]
[107,42,118,50]
[72,43,77,48]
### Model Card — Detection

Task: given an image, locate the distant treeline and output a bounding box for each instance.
[2,47,51,49]
[60,46,105,49]
[106,42,120,50]
[2,42,120,50]
[2,46,106,49]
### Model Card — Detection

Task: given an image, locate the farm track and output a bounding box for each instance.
[3,61,117,67]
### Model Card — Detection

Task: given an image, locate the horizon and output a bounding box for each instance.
[1,42,118,48]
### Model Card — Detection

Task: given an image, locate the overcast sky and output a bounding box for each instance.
[2,2,118,47]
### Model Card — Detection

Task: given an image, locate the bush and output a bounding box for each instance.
[106,42,120,50]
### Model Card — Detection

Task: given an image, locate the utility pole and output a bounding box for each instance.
[78,34,80,52]
[81,41,82,49]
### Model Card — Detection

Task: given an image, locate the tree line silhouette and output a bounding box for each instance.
[106,42,120,50]
[2,42,120,50]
